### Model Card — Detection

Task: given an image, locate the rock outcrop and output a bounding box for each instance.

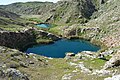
[0,28,36,50]
[76,62,92,74]
[61,24,100,38]
[0,68,29,80]
[38,30,61,41]
[0,28,60,50]
[76,51,97,59]
[65,52,75,59]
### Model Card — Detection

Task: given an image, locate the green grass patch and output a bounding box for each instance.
[84,58,106,69]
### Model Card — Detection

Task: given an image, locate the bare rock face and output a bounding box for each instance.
[0,28,61,50]
[0,28,36,50]
[103,51,120,69]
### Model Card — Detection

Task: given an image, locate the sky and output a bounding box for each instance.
[0,0,60,5]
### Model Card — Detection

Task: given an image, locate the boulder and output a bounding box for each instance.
[65,52,75,60]
[100,50,114,56]
[19,61,28,68]
[92,69,111,76]
[76,62,92,74]
[104,74,120,80]
[0,68,29,80]
[8,64,19,68]
[103,51,120,69]
[29,61,34,64]
[76,51,96,59]
[62,73,73,80]
[66,53,75,57]
[6,68,29,80]
[47,33,60,41]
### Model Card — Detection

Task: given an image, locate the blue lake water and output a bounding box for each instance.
[36,24,50,28]
[26,39,100,58]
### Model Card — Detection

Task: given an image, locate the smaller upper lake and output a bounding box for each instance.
[36,23,50,28]
[26,39,100,58]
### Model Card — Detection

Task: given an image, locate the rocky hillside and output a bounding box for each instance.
[0,0,96,24]
[0,46,48,80]
[0,8,20,19]
[0,2,54,15]
[46,0,120,48]
[86,0,120,47]
[0,8,29,31]
[0,0,116,25]
[40,0,96,24]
